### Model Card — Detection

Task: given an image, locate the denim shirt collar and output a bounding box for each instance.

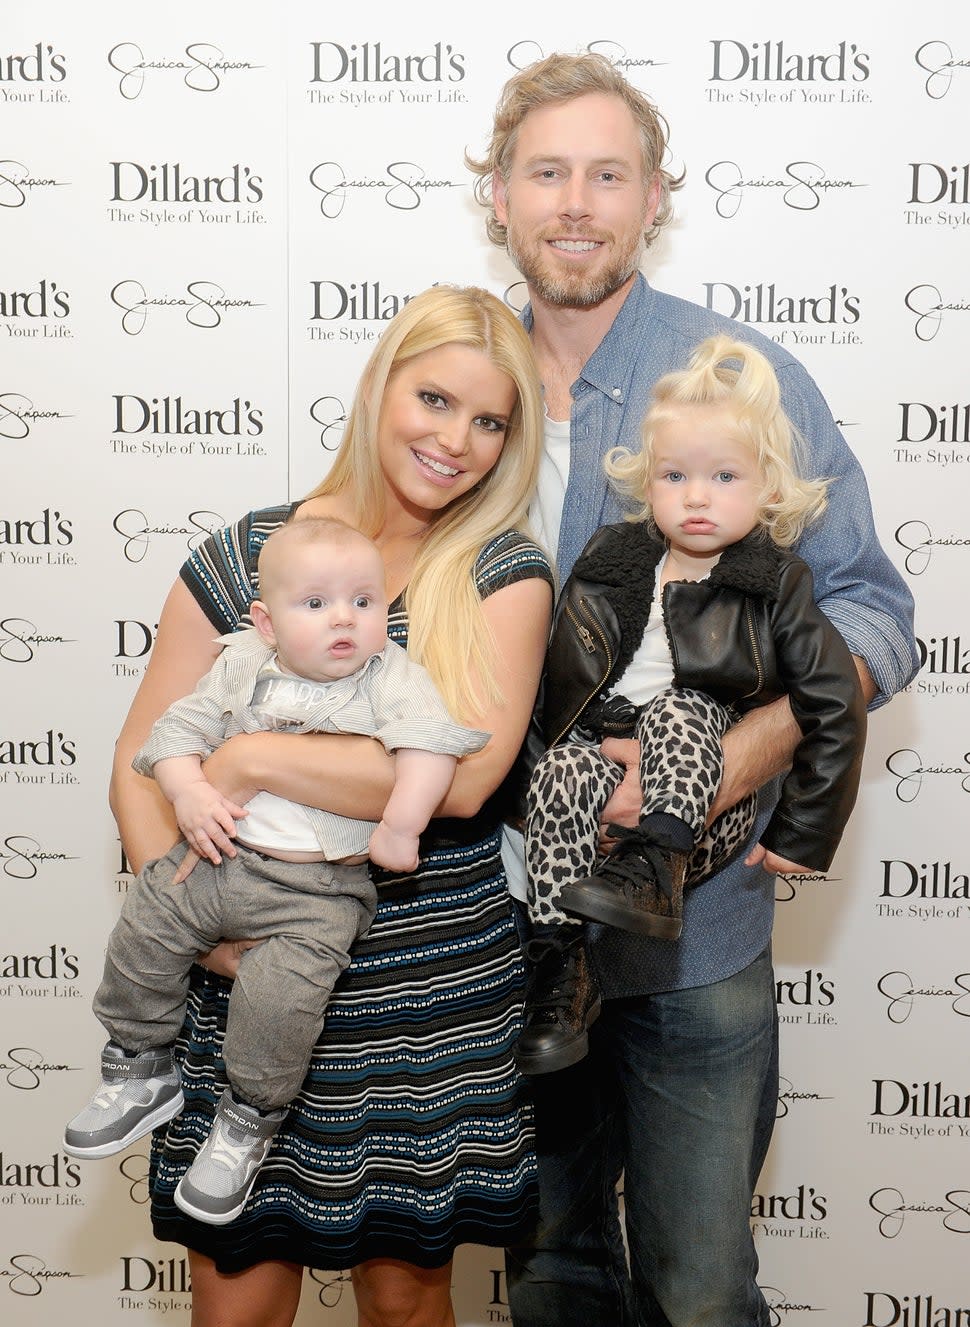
[522,272,654,407]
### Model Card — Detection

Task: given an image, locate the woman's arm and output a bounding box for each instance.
[204,575,554,822]
[110,579,224,873]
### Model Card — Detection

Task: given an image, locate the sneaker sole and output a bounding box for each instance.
[173,1170,259,1226]
[560,883,683,939]
[514,997,602,1076]
[63,1089,184,1160]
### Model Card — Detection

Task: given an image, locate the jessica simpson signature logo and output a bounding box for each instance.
[0,1254,83,1296]
[915,40,970,100]
[309,396,347,451]
[0,160,69,208]
[895,520,970,575]
[110,280,262,335]
[705,160,864,218]
[107,42,261,100]
[0,393,69,439]
[0,619,75,663]
[776,1076,832,1119]
[0,1048,81,1091]
[112,509,224,564]
[877,971,970,1022]
[0,835,78,878]
[905,285,970,342]
[869,1187,970,1238]
[309,161,463,218]
[885,748,970,802]
[759,1286,825,1326]
[506,40,665,75]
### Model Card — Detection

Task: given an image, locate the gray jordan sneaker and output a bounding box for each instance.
[63,1043,183,1159]
[174,1090,285,1225]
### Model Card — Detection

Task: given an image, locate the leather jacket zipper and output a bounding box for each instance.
[742,601,765,698]
[552,597,614,745]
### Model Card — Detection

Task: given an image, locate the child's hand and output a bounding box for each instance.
[745,843,814,876]
[368,821,420,874]
[173,780,248,866]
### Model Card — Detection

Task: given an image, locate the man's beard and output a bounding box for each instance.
[505,221,644,309]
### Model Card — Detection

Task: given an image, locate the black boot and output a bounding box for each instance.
[514,927,601,1076]
[559,826,687,939]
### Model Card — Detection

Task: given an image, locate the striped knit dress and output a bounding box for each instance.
[148,504,551,1271]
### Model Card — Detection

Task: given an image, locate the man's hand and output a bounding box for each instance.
[172,779,248,866]
[745,843,815,876]
[598,737,642,851]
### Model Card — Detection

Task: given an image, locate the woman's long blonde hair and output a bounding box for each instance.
[608,334,830,548]
[307,285,544,721]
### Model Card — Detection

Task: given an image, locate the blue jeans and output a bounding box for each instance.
[506,946,778,1327]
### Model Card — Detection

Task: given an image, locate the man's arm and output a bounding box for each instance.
[600,657,875,839]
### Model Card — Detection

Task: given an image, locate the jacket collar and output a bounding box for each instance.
[574,522,787,601]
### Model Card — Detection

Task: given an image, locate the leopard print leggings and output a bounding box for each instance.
[525,687,758,925]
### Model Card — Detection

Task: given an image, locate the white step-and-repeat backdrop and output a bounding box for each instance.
[2,2,966,1323]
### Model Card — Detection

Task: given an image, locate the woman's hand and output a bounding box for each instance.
[197,938,264,980]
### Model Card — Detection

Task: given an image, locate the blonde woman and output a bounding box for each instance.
[516,335,866,1075]
[108,285,553,1327]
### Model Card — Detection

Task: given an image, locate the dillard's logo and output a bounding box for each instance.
[309,161,463,218]
[899,402,970,446]
[869,1188,970,1238]
[107,43,261,100]
[0,1152,81,1190]
[884,749,970,802]
[751,1184,827,1222]
[0,281,69,319]
[0,509,73,548]
[0,731,76,769]
[0,948,78,981]
[865,1292,970,1327]
[110,161,263,204]
[0,160,68,208]
[703,282,860,325]
[111,280,262,336]
[309,42,465,84]
[916,635,970,674]
[894,520,970,576]
[880,858,970,900]
[119,1256,190,1294]
[112,395,263,437]
[111,509,224,565]
[310,281,415,322]
[506,40,665,76]
[904,285,970,342]
[309,397,347,452]
[705,160,864,218]
[775,969,834,1006]
[908,162,970,205]
[915,40,970,100]
[877,972,970,1023]
[0,44,67,83]
[709,39,870,82]
[0,393,70,439]
[871,1079,970,1119]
